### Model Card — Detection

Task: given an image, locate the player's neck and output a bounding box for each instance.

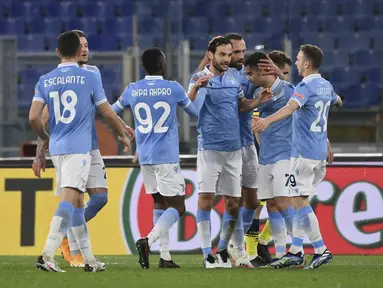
[61,57,79,64]
[263,75,277,88]
[208,65,224,76]
[302,69,319,78]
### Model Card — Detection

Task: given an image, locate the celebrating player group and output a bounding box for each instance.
[29,30,342,272]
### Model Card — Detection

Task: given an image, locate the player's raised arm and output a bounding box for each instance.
[112,87,130,115]
[252,87,303,133]
[332,92,343,107]
[91,74,131,151]
[111,87,135,139]
[174,82,199,116]
[29,80,49,141]
[239,87,272,112]
[187,74,211,102]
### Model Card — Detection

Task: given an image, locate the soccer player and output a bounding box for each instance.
[112,47,199,269]
[244,52,295,265]
[30,31,130,272]
[247,50,294,265]
[253,44,342,269]
[32,30,134,268]
[220,33,260,267]
[189,37,271,268]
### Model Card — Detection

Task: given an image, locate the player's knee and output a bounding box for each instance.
[293,196,309,210]
[198,194,214,210]
[275,196,291,211]
[242,188,259,210]
[266,199,277,211]
[225,197,241,216]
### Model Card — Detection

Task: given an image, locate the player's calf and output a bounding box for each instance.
[137,196,185,269]
[216,197,241,268]
[197,193,216,265]
[84,190,108,222]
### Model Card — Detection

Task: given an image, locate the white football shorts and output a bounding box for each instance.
[258,159,290,200]
[86,149,108,189]
[197,149,242,197]
[289,156,326,197]
[141,163,186,197]
[52,153,91,196]
[241,145,258,189]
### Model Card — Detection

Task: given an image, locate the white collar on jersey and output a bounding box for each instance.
[58,62,79,68]
[271,77,281,90]
[303,73,321,81]
[203,65,214,76]
[145,75,163,80]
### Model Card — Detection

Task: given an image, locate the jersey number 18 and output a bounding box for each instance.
[49,90,77,124]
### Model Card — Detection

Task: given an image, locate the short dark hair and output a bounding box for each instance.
[208,37,232,54]
[300,44,323,69]
[57,31,80,58]
[267,50,292,69]
[141,47,165,75]
[72,29,87,38]
[244,51,269,68]
[224,33,243,42]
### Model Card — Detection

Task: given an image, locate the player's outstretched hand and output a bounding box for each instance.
[252,117,270,133]
[119,135,132,153]
[124,125,135,140]
[32,154,46,178]
[195,75,213,88]
[259,87,273,103]
[258,59,284,79]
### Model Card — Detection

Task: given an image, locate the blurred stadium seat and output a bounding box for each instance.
[0,0,379,109]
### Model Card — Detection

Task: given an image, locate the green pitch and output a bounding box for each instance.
[1,255,383,288]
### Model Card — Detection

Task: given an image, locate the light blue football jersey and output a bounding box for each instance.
[189,66,244,152]
[232,66,257,147]
[115,76,197,165]
[83,64,101,151]
[32,62,107,155]
[290,74,338,160]
[256,78,295,165]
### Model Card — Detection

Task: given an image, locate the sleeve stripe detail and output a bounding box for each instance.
[95,98,108,106]
[116,100,125,109]
[180,98,192,108]
[33,97,45,104]
[291,97,303,107]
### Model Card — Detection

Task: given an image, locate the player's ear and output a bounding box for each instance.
[207,51,213,61]
[55,48,61,58]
